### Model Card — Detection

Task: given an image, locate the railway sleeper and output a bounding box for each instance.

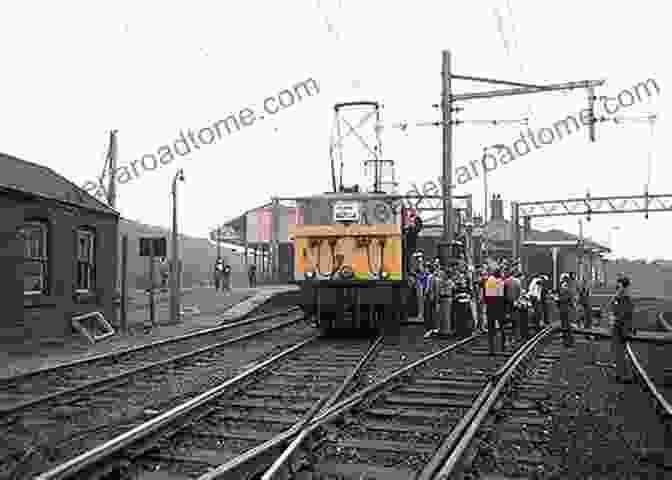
[309,461,416,480]
[366,406,465,421]
[399,385,482,397]
[209,407,302,425]
[383,394,478,409]
[225,397,316,411]
[326,437,437,455]
[242,388,326,401]
[178,427,278,443]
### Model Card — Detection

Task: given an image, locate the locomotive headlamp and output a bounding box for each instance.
[339,266,354,279]
[305,271,316,279]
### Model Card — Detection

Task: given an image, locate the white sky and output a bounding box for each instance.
[1,0,668,260]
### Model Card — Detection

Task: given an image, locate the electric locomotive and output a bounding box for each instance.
[288,188,421,336]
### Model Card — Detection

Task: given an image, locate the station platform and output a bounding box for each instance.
[0,284,299,380]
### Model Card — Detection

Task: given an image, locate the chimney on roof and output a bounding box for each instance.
[491,194,504,221]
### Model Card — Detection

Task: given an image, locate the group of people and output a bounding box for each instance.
[411,253,626,358]
[213,259,259,291]
[411,252,475,337]
[213,259,232,292]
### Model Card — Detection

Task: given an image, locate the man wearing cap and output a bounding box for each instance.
[611,275,634,382]
[557,275,575,347]
[214,258,224,291]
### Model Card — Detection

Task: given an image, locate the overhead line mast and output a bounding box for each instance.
[436,49,604,266]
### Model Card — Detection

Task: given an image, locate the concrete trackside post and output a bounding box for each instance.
[120,235,128,332]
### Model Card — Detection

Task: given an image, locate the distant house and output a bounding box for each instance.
[0,153,119,344]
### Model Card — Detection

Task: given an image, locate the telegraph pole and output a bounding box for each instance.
[578,219,584,282]
[107,130,118,209]
[217,226,222,261]
[439,49,454,267]
[170,169,185,324]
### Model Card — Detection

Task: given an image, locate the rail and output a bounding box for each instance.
[625,343,672,419]
[0,312,306,417]
[34,336,318,480]
[198,333,482,480]
[626,313,672,425]
[0,306,301,385]
[420,323,558,479]
[657,311,672,332]
[260,336,385,479]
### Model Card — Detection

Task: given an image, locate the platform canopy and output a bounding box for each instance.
[210,201,303,249]
[523,240,611,255]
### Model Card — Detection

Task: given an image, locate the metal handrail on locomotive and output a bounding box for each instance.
[289,191,417,336]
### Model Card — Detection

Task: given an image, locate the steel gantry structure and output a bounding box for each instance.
[509,192,672,283]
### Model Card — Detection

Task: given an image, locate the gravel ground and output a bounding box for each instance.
[542,337,668,478]
[464,299,671,479]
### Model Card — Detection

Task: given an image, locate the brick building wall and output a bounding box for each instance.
[0,192,118,343]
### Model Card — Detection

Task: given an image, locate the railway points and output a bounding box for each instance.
[21,298,671,479]
[1,41,667,480]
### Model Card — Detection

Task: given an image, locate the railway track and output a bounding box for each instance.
[1,309,312,479]
[29,302,672,479]
[0,307,302,414]
[30,324,525,480]
[251,331,534,480]
[32,333,387,480]
[443,305,672,478]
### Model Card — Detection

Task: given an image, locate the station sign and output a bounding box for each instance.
[333,201,360,222]
[139,237,167,257]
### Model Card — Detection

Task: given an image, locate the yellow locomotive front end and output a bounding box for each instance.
[289,194,408,336]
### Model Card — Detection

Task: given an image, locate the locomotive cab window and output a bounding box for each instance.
[76,228,96,292]
[19,221,49,295]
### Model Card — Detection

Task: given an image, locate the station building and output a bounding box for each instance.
[0,153,119,344]
[217,194,610,288]
[419,194,610,287]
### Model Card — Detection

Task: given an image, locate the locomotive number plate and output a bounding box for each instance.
[333,201,360,222]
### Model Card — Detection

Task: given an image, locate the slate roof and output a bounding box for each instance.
[0,152,118,216]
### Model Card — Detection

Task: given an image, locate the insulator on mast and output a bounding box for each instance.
[587,87,596,143]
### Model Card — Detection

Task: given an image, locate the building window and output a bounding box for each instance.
[76,229,95,292]
[19,221,48,294]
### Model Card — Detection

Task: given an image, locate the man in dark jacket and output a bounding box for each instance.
[557,278,575,347]
[222,264,232,293]
[579,279,592,328]
[611,276,634,382]
[248,264,257,288]
[214,259,224,291]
